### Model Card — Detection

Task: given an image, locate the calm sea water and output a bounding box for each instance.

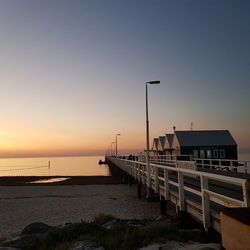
[0,153,249,177]
[0,156,110,177]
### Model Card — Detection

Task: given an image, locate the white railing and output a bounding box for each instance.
[107,156,250,232]
[139,154,250,174]
[149,155,177,164]
[193,158,250,174]
[142,154,193,163]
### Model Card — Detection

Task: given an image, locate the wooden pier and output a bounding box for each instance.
[107,156,250,233]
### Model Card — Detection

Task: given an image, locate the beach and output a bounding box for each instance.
[0,183,159,238]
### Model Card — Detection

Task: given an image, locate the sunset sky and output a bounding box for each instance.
[0,0,249,157]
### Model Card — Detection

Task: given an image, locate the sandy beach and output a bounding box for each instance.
[0,184,160,238]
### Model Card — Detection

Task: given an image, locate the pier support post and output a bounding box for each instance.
[160,196,167,215]
[138,183,142,199]
[129,176,133,186]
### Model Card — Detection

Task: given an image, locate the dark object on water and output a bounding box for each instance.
[99,160,107,165]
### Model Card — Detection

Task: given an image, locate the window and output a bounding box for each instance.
[193,150,198,158]
[200,150,205,158]
[213,149,218,158]
[220,149,225,158]
[206,150,212,158]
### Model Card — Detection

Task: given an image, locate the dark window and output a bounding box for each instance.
[193,150,198,158]
[213,149,218,158]
[206,150,212,158]
[220,149,225,158]
[200,150,205,158]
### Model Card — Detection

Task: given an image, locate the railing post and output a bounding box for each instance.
[243,179,250,207]
[230,161,233,171]
[132,162,135,178]
[164,169,169,200]
[142,164,146,185]
[201,175,211,230]
[155,167,159,193]
[160,195,167,215]
[136,163,139,180]
[178,171,185,211]
[140,164,143,183]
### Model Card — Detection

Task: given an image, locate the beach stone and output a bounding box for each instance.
[69,240,105,250]
[0,247,21,250]
[125,218,149,227]
[139,243,166,250]
[102,219,119,229]
[21,222,52,235]
[160,242,221,250]
[3,235,42,249]
[198,246,220,250]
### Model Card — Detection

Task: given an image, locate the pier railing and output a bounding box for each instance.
[193,158,250,173]
[137,154,250,174]
[107,156,250,232]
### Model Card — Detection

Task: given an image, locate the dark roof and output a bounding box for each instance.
[159,136,165,147]
[165,134,174,147]
[175,130,237,147]
[152,138,159,149]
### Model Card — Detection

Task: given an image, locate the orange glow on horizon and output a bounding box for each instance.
[0,129,146,157]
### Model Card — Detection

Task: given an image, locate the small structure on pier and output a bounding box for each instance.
[152,130,238,160]
[152,134,174,156]
[172,130,238,159]
[157,136,165,155]
[164,133,174,155]
[152,138,160,156]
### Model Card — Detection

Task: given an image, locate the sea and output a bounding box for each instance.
[0,155,110,177]
[0,153,249,177]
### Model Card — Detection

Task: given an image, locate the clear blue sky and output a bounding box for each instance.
[0,0,249,157]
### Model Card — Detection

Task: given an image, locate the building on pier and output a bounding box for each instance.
[171,130,238,160]
[152,138,160,156]
[157,136,165,155]
[164,133,174,155]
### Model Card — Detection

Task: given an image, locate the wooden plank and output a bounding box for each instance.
[178,172,185,211]
[206,190,244,207]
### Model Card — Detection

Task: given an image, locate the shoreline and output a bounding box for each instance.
[0,176,123,186]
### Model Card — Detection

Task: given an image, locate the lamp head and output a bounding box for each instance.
[146,81,160,85]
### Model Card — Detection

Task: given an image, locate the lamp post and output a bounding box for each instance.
[145,81,160,193]
[111,142,115,156]
[115,134,121,157]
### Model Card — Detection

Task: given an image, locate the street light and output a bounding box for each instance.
[111,142,115,156]
[145,81,160,193]
[115,134,121,157]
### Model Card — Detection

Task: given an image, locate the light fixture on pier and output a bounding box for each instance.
[145,80,160,195]
[116,134,121,157]
[111,142,115,156]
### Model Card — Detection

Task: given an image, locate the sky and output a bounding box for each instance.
[0,0,249,157]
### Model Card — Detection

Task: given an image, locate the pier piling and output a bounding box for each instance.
[160,196,167,215]
[137,183,142,199]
